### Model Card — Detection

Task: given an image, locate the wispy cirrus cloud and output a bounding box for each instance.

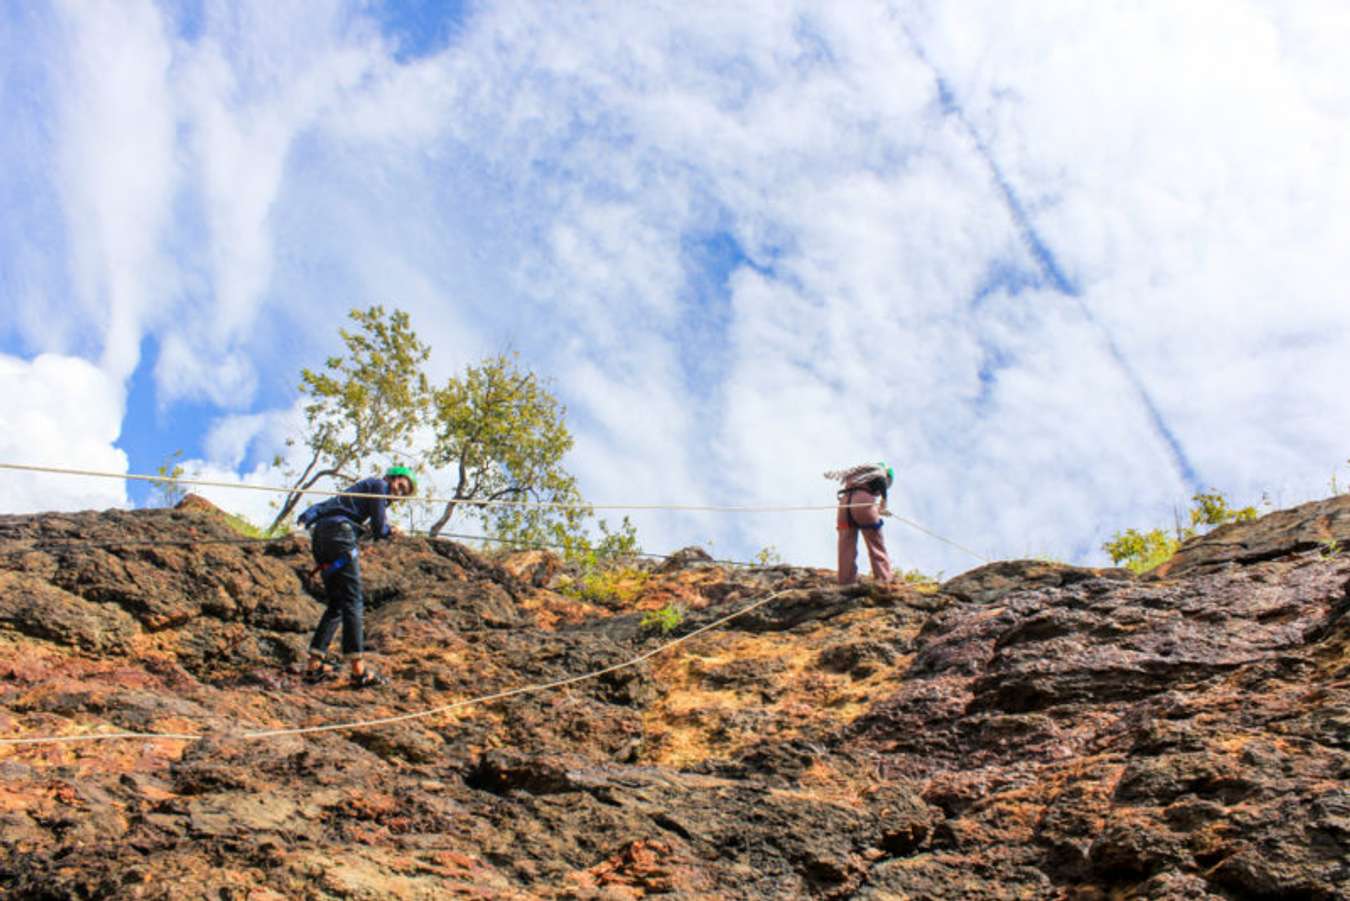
[2,1,1347,573]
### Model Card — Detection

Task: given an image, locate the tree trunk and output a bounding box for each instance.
[268,466,352,533]
[429,499,458,537]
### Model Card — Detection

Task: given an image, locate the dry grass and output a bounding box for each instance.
[639,609,924,768]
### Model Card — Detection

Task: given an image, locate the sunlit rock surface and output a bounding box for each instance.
[1,495,1347,899]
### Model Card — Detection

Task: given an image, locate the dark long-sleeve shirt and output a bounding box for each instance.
[297,477,393,540]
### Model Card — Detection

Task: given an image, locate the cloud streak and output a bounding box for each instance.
[2,1,1348,575]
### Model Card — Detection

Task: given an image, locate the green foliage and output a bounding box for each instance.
[899,568,941,586]
[1104,489,1259,573]
[640,604,684,635]
[426,352,587,547]
[554,517,647,605]
[271,306,430,531]
[1322,538,1342,559]
[274,311,638,558]
[152,450,187,508]
[753,546,783,567]
[895,568,943,594]
[592,516,642,563]
[1185,490,1257,532]
[561,565,650,606]
[1103,528,1180,574]
[221,511,288,540]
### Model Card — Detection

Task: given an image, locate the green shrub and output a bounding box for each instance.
[640,604,683,635]
[560,565,649,606]
[1103,528,1179,574]
[555,516,647,604]
[1104,489,1258,574]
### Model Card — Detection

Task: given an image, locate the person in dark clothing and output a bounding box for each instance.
[298,466,417,687]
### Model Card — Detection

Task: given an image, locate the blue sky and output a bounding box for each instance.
[2,1,1349,573]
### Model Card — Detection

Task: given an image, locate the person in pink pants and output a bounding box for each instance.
[830,463,894,585]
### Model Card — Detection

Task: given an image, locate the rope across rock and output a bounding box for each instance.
[0,590,788,748]
[0,458,991,749]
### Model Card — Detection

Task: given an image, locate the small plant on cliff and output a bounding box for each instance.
[1102,528,1179,574]
[556,515,645,601]
[1104,489,1258,573]
[152,450,188,507]
[1186,490,1258,532]
[753,546,783,567]
[560,566,650,606]
[640,604,683,635]
[899,568,941,587]
[555,516,641,569]
[1330,459,1350,496]
[1321,538,1342,560]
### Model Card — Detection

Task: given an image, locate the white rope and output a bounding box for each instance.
[0,461,992,562]
[0,590,788,748]
[882,515,991,564]
[2,462,845,513]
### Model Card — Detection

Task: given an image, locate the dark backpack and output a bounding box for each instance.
[297,498,342,529]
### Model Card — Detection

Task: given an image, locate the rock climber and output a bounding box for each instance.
[826,462,894,585]
[297,465,417,687]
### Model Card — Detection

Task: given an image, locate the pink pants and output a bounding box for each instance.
[837,489,893,585]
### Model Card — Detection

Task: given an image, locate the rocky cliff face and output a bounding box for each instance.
[0,496,1347,899]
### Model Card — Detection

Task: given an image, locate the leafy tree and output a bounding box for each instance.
[269,306,430,532]
[1104,489,1258,573]
[425,352,587,544]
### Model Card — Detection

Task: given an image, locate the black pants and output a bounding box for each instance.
[308,520,364,658]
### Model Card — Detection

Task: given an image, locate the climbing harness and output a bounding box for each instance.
[838,488,885,531]
[308,545,358,582]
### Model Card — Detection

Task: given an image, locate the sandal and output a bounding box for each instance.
[303,664,337,685]
[350,668,389,689]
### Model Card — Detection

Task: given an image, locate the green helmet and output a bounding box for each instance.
[385,465,418,490]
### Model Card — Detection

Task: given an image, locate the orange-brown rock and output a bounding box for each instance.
[0,498,1347,899]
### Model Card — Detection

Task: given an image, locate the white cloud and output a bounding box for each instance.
[0,354,128,513]
[49,0,177,379]
[5,0,1349,579]
[172,400,308,529]
[152,0,386,406]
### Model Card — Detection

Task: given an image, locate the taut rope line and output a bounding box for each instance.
[0,590,788,748]
[0,462,992,562]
